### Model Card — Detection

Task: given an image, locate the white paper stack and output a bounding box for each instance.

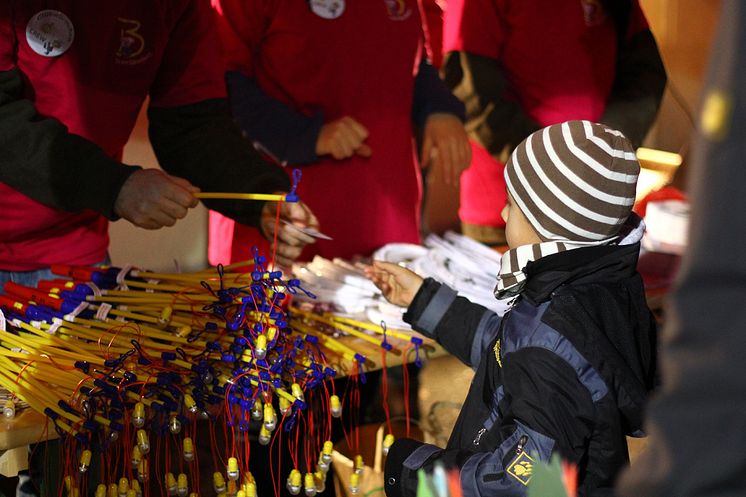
[642,200,690,255]
[291,232,510,330]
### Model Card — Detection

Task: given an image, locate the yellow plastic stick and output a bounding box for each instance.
[330,315,417,343]
[194,192,288,202]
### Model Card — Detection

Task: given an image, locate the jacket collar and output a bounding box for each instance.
[520,243,641,304]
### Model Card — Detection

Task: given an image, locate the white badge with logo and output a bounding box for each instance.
[309,0,345,19]
[26,10,75,57]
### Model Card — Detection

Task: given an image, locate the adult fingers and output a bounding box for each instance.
[355,143,373,157]
[343,116,369,142]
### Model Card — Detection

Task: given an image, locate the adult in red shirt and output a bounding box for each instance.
[0,0,318,291]
[442,0,667,244]
[209,0,471,264]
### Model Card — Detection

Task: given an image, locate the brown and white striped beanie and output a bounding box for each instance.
[495,120,641,300]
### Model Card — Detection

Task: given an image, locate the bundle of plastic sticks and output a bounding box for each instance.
[0,253,432,497]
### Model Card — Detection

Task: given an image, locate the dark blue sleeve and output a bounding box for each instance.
[411,59,466,129]
[225,70,324,166]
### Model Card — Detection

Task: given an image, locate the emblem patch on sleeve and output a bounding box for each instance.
[507,451,534,486]
[493,339,502,367]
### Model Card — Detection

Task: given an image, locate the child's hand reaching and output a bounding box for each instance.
[365,261,424,308]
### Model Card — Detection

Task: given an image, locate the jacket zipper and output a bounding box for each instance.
[516,435,528,454]
[473,428,487,446]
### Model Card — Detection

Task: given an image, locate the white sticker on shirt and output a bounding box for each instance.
[310,0,345,19]
[26,10,75,57]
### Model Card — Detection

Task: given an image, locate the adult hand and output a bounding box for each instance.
[260,198,320,267]
[114,169,199,229]
[421,113,471,186]
[316,116,372,160]
[364,260,424,308]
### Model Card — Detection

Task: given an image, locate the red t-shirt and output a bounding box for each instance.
[0,0,226,271]
[210,0,425,263]
[442,0,649,227]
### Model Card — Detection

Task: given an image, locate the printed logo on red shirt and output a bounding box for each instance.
[580,0,608,27]
[25,10,74,57]
[115,18,153,65]
[384,0,412,21]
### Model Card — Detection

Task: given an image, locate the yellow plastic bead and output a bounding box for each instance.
[131,480,142,497]
[166,472,177,496]
[251,400,263,421]
[158,306,173,327]
[383,434,395,455]
[131,445,142,469]
[304,473,317,497]
[118,478,130,497]
[169,416,182,434]
[227,457,240,481]
[184,394,197,414]
[263,403,277,430]
[314,471,326,493]
[177,473,188,497]
[286,469,302,496]
[321,441,333,464]
[136,429,150,454]
[246,482,257,497]
[350,473,360,495]
[132,402,145,428]
[291,383,304,401]
[213,472,226,493]
[183,437,194,462]
[255,334,267,360]
[258,425,271,446]
[354,454,364,475]
[96,484,107,497]
[79,449,92,473]
[330,395,341,418]
[108,483,118,497]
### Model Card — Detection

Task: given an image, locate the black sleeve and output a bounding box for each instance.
[600,29,667,148]
[404,278,500,368]
[411,59,466,129]
[0,68,139,219]
[225,70,324,166]
[385,348,595,497]
[147,98,291,229]
[442,51,540,162]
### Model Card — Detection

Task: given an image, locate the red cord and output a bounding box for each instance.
[402,343,413,438]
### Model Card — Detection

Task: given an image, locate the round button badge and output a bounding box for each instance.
[26,10,75,57]
[309,0,345,19]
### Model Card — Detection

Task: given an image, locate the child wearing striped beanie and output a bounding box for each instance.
[368,120,656,497]
[495,119,644,299]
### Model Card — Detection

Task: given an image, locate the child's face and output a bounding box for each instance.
[501,193,542,248]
